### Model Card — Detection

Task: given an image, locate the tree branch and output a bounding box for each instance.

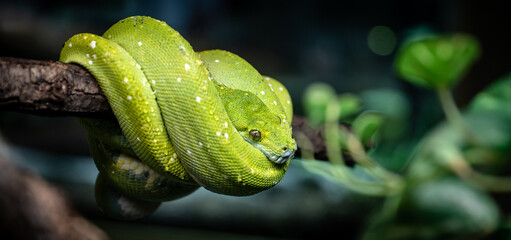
[0,57,336,160]
[0,57,111,118]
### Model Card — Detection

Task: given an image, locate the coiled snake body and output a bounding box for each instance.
[60,16,296,219]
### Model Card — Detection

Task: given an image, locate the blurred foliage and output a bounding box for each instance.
[303,83,337,126]
[365,178,500,240]
[395,34,480,89]
[351,112,384,148]
[469,73,511,116]
[300,33,511,239]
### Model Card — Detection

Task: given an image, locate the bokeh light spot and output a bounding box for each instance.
[367,26,397,56]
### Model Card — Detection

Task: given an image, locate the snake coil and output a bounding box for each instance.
[60,16,296,219]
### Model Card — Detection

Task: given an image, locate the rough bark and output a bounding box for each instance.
[0,57,111,118]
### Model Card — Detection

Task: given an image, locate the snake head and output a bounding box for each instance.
[221,88,297,164]
[248,127,297,164]
[239,115,297,164]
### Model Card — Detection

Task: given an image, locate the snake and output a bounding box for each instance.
[59,16,296,219]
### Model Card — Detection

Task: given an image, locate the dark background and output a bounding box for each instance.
[1,0,510,239]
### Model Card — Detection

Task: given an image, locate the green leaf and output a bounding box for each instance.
[364,178,499,240]
[352,111,384,147]
[338,93,362,119]
[464,111,511,152]
[360,88,411,141]
[360,88,410,121]
[402,178,499,237]
[395,34,480,88]
[303,83,336,126]
[469,73,511,117]
[299,160,397,196]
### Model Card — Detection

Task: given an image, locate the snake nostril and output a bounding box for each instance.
[283,146,288,151]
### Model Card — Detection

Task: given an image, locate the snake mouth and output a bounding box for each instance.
[265,149,295,164]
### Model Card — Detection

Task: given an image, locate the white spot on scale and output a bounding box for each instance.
[88,60,93,65]
[224,133,229,139]
[260,91,265,95]
[68,43,72,47]
[154,139,158,143]
[287,100,291,104]
[124,78,128,83]
[184,63,190,70]
[186,150,191,155]
[214,59,219,63]
[126,96,132,101]
[251,168,255,174]
[216,132,221,136]
[196,96,201,103]
[90,40,96,49]
[152,80,156,85]
[273,101,278,105]
[177,78,181,82]
[170,158,175,163]
[138,42,142,46]
[136,137,141,142]
[92,54,97,59]
[224,122,228,128]
[279,87,284,91]
[198,142,203,147]
[86,54,90,58]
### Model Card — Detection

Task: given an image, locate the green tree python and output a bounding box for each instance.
[59,16,296,219]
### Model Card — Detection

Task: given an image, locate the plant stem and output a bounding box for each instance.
[436,87,478,145]
[324,97,345,166]
[323,98,403,196]
[446,149,511,192]
[436,87,463,129]
[435,87,511,191]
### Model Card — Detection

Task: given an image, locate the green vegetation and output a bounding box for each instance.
[301,34,511,239]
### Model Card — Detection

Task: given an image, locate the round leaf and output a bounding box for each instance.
[395,34,480,88]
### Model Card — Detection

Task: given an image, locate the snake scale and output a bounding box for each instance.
[60,16,296,219]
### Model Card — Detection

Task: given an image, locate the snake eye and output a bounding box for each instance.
[249,130,261,141]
